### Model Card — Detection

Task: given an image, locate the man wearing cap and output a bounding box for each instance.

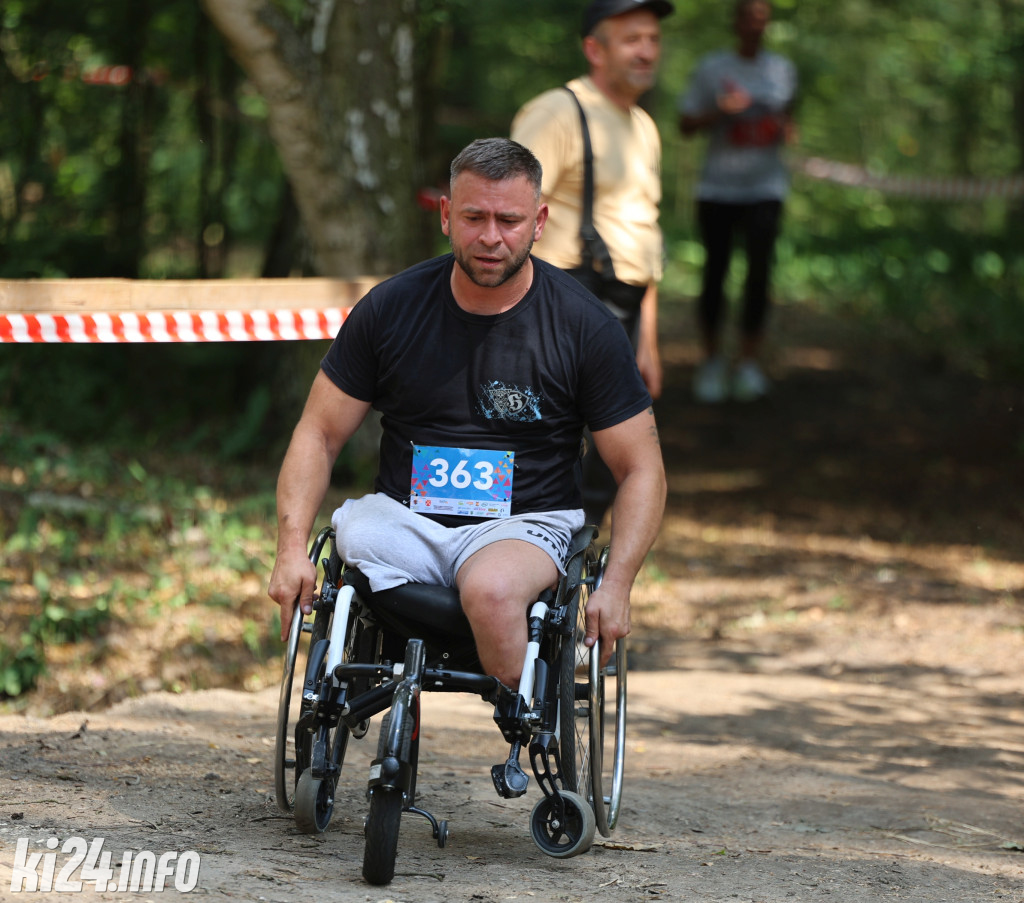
[511,0,673,527]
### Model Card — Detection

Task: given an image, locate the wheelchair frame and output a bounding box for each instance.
[273,524,627,885]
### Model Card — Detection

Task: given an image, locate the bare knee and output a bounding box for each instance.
[456,541,559,691]
[460,575,527,689]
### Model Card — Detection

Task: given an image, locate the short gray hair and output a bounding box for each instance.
[449,138,543,201]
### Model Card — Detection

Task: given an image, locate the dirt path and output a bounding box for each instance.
[2,301,1024,901]
[1,667,1022,902]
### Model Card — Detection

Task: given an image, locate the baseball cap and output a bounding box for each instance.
[581,0,675,37]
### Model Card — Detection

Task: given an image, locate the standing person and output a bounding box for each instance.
[268,138,666,691]
[679,0,796,403]
[511,0,674,526]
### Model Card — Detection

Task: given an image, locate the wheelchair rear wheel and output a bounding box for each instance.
[558,543,597,798]
[274,604,316,813]
[275,584,346,817]
[558,543,627,836]
[274,529,374,831]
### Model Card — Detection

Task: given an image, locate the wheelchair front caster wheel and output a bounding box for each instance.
[529,791,596,859]
[294,770,335,834]
[362,787,404,885]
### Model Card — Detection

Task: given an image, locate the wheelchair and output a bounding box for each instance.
[272,523,628,885]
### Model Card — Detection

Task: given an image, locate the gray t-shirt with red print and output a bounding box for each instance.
[680,49,797,202]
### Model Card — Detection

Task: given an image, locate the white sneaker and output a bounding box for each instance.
[693,356,728,404]
[732,359,770,402]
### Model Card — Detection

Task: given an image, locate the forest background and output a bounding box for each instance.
[0,0,1022,704]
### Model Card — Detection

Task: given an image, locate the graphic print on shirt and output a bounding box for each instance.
[477,381,543,422]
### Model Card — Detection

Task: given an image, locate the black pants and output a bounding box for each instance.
[697,199,782,341]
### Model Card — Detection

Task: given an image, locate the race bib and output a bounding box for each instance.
[410,446,515,519]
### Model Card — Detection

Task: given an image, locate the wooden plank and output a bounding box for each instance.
[0,277,383,313]
[0,279,133,313]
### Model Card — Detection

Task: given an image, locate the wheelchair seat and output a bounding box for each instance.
[341,568,480,671]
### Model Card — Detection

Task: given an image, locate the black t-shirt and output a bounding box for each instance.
[321,254,650,522]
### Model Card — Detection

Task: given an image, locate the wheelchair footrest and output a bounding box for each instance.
[491,759,530,799]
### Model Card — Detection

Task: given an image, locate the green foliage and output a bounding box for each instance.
[0,419,284,702]
[0,0,284,278]
[0,581,113,699]
[0,0,1021,462]
[0,635,46,698]
[657,0,1024,377]
[428,0,1023,376]
[32,594,111,645]
[782,188,1023,376]
[0,340,301,459]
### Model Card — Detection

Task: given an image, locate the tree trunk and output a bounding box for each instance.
[200,0,430,278]
[107,0,156,278]
[196,15,240,279]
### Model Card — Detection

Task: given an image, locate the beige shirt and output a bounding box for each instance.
[511,76,664,287]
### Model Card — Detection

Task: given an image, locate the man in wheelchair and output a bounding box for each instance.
[268,137,666,881]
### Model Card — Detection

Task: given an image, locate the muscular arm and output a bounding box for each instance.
[585,407,667,662]
[268,371,372,639]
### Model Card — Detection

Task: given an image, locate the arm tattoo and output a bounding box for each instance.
[645,407,661,446]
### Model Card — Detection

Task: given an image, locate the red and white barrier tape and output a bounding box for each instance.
[0,308,349,344]
[795,155,1024,200]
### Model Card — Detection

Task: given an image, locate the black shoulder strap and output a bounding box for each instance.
[562,86,616,280]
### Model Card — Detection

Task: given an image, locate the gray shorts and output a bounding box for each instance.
[331,493,584,592]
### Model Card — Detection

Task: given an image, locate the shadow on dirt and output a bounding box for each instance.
[656,300,1023,549]
[630,299,1023,662]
